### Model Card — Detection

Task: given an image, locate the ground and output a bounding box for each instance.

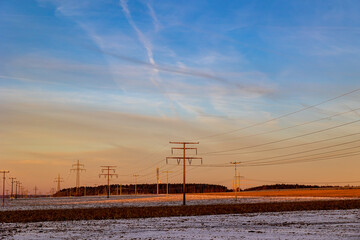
[1,209,359,239]
[1,189,360,239]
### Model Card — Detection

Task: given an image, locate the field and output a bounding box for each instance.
[1,189,360,239]
[1,209,359,239]
[209,188,360,198]
[2,188,359,212]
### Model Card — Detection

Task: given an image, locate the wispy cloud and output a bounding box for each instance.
[119,0,181,116]
[120,0,155,67]
[147,2,162,32]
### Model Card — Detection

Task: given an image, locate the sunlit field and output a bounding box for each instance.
[2,188,359,212]
[207,188,360,198]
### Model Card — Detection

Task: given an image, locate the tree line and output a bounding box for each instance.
[54,183,230,196]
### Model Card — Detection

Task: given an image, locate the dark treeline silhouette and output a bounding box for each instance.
[54,183,229,197]
[243,184,341,191]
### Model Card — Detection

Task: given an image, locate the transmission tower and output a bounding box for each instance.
[162,170,173,198]
[1,170,10,207]
[70,160,86,195]
[15,181,20,199]
[133,174,139,195]
[9,177,16,199]
[34,186,38,197]
[230,162,241,201]
[156,167,160,195]
[54,174,64,193]
[166,141,202,205]
[99,166,118,198]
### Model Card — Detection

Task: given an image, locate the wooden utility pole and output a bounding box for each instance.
[54,174,64,193]
[99,166,118,198]
[156,167,159,195]
[1,170,10,207]
[166,142,202,205]
[34,186,38,198]
[133,174,139,195]
[162,170,173,198]
[230,162,241,201]
[15,181,19,199]
[9,177,16,199]
[71,160,86,195]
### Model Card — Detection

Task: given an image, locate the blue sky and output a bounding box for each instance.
[2,0,360,111]
[1,0,360,191]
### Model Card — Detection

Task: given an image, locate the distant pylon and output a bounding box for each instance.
[156,167,159,195]
[34,186,38,197]
[9,177,16,199]
[15,181,20,199]
[1,170,10,207]
[99,166,118,198]
[133,174,139,195]
[230,162,241,201]
[162,170,173,198]
[70,160,86,195]
[54,174,64,193]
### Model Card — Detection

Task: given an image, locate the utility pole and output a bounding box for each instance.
[34,186,38,198]
[156,167,159,195]
[1,170,10,207]
[18,182,22,198]
[230,162,241,201]
[162,171,173,198]
[54,174,64,193]
[9,177,16,199]
[15,181,19,199]
[99,166,118,198]
[133,174,139,195]
[166,141,202,205]
[70,160,86,195]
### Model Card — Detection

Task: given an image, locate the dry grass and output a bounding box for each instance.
[201,188,360,198]
[1,199,359,223]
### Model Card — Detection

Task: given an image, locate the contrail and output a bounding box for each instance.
[94,48,231,84]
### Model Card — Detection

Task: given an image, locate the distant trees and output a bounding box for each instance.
[243,184,339,191]
[54,183,229,197]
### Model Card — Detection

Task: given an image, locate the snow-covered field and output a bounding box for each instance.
[1,209,359,239]
[1,194,355,211]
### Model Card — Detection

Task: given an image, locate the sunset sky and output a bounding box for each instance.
[1,0,360,194]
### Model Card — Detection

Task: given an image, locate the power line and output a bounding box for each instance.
[203,118,360,155]
[241,138,360,165]
[216,106,360,143]
[185,145,360,168]
[209,132,360,156]
[245,149,360,167]
[243,178,360,185]
[194,88,360,141]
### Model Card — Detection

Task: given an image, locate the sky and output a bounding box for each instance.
[1,0,360,194]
